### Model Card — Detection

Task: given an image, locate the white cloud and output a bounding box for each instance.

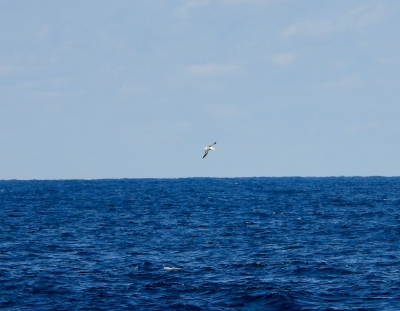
[0,64,24,76]
[38,26,51,37]
[346,122,380,134]
[0,132,11,141]
[208,104,246,118]
[282,20,336,39]
[220,0,283,5]
[322,75,362,89]
[187,63,241,75]
[282,4,385,40]
[1,80,41,91]
[30,90,80,100]
[32,91,60,99]
[175,0,282,20]
[347,5,383,28]
[120,85,150,94]
[174,0,210,20]
[0,78,73,97]
[270,52,295,66]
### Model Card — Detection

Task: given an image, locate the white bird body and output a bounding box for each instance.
[203,142,216,158]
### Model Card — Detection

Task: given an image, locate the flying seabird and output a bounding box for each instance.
[203,142,216,158]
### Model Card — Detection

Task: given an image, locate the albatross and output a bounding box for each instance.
[203,142,216,158]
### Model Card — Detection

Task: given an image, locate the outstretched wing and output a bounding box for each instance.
[208,142,217,147]
[203,149,209,158]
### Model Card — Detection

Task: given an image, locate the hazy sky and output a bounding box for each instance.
[1,0,400,179]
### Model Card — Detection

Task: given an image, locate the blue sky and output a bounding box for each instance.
[1,0,400,179]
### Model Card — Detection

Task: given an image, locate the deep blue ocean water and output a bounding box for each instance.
[1,177,400,310]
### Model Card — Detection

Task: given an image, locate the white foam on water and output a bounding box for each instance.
[163,266,182,271]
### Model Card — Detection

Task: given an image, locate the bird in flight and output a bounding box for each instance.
[203,142,216,158]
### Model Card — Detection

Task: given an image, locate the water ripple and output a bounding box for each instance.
[1,177,400,310]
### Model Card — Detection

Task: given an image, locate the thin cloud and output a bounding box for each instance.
[1,80,41,91]
[2,78,72,96]
[269,52,296,66]
[174,0,210,20]
[0,64,26,76]
[175,0,281,20]
[32,91,61,99]
[346,122,380,134]
[0,132,11,141]
[208,104,246,118]
[31,91,80,100]
[282,20,336,39]
[120,84,150,94]
[322,75,362,89]
[187,63,241,75]
[38,26,51,37]
[221,0,283,5]
[282,4,386,40]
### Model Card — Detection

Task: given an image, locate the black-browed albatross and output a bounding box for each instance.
[203,142,216,158]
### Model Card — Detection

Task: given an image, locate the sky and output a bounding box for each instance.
[1,0,400,179]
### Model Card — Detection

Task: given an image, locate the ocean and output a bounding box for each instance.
[1,177,399,310]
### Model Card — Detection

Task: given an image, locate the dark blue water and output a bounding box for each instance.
[1,178,400,310]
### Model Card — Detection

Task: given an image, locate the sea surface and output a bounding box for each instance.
[1,177,400,310]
